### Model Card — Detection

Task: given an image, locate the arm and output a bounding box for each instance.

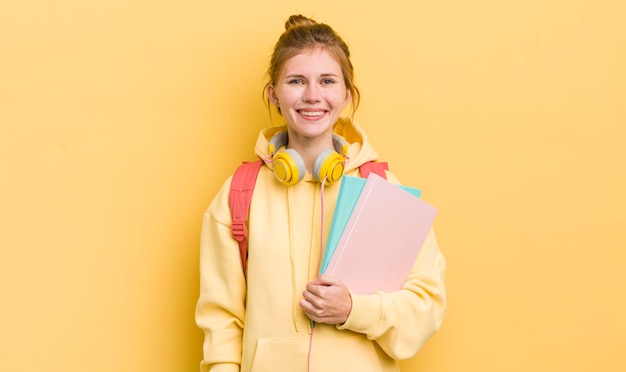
[195,181,246,372]
[338,229,446,360]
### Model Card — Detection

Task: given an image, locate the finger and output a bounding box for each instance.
[305,282,327,297]
[301,289,316,303]
[299,299,322,319]
[302,290,325,309]
[317,274,346,288]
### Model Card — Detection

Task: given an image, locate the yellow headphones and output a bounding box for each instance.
[269,131,348,186]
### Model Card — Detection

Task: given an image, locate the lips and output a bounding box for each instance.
[299,110,326,117]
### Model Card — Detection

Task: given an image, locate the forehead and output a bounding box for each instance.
[280,47,343,76]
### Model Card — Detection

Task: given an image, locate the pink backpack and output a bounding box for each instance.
[229,159,388,276]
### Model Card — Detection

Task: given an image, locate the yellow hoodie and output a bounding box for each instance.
[196,119,446,372]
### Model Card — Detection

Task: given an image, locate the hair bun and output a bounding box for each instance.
[284,14,317,30]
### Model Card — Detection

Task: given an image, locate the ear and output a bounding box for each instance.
[267,84,280,107]
[343,89,352,108]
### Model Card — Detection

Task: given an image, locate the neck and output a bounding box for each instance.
[286,132,335,173]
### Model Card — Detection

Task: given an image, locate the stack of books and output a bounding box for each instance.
[321,173,438,295]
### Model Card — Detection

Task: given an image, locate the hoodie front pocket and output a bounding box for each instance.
[250,335,389,372]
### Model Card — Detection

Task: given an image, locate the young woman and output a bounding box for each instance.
[195,15,446,372]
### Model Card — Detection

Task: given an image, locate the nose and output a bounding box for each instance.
[302,83,321,103]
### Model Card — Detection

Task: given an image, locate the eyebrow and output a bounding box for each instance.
[283,73,341,79]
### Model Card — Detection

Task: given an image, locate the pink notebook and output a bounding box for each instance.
[325,173,438,295]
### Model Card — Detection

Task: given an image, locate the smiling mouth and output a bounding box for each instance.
[299,110,325,117]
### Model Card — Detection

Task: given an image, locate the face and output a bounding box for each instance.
[267,48,352,146]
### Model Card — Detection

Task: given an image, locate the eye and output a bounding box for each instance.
[288,79,303,85]
[322,78,336,85]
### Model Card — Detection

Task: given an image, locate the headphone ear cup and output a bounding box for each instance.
[273,149,305,186]
[313,149,345,185]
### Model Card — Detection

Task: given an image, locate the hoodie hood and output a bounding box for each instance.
[254,118,381,175]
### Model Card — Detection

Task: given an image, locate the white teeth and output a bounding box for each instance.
[300,111,324,117]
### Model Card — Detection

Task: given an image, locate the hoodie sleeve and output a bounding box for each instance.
[337,228,447,360]
[195,178,247,372]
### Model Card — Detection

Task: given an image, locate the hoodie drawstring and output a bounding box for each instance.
[287,186,300,333]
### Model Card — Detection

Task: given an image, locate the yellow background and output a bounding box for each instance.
[1,1,625,371]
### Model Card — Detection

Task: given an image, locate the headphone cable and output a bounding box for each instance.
[307,176,328,372]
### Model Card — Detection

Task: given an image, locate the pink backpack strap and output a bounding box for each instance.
[359,161,389,179]
[229,159,263,276]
